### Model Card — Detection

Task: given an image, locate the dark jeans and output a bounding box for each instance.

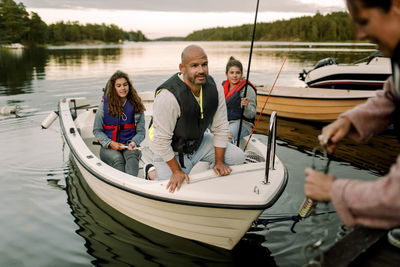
[100,147,142,176]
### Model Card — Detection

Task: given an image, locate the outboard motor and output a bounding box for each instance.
[298,69,308,81]
[313,57,337,70]
[299,58,337,82]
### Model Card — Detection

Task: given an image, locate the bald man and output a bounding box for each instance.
[150,45,245,193]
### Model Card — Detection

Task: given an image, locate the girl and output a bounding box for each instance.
[93,70,146,176]
[222,57,257,142]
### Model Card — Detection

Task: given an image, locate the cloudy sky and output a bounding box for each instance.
[21,0,347,39]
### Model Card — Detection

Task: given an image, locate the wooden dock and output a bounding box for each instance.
[320,227,400,267]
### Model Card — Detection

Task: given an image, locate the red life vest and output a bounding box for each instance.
[222,79,256,123]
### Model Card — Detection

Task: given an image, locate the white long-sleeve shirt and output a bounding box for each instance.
[150,75,230,162]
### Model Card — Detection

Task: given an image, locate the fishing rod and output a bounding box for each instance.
[243,42,293,151]
[236,0,260,147]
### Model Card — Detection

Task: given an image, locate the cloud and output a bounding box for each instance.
[20,0,345,13]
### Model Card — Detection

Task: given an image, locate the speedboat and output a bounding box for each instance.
[49,92,288,250]
[299,52,391,90]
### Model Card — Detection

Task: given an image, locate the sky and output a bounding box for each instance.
[20,0,347,39]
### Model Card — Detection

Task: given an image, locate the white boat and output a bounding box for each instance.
[299,53,391,90]
[54,92,287,250]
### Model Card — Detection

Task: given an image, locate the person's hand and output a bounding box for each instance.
[213,162,232,176]
[320,117,352,153]
[109,141,125,151]
[304,168,335,202]
[167,170,190,193]
[241,97,248,107]
[228,132,234,142]
[127,142,136,151]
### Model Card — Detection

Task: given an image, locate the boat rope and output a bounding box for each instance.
[236,0,260,147]
[253,210,337,233]
[243,42,294,151]
[300,144,332,267]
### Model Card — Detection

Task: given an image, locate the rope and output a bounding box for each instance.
[244,42,294,151]
[254,210,337,233]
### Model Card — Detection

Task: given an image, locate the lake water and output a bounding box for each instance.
[0,41,398,267]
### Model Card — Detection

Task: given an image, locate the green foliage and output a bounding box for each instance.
[0,0,148,46]
[0,0,30,43]
[185,12,357,42]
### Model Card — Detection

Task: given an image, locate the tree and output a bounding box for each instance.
[26,12,47,44]
[0,0,30,43]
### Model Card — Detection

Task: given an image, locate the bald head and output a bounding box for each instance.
[181,45,207,64]
[179,45,209,90]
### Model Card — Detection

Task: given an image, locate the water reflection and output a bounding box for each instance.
[49,48,122,66]
[0,42,378,98]
[0,48,48,95]
[65,159,277,266]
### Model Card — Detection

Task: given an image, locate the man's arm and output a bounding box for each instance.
[209,82,233,176]
[151,90,189,192]
[150,90,180,162]
[209,83,230,147]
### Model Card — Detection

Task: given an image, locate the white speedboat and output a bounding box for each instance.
[53,93,287,250]
[299,53,391,90]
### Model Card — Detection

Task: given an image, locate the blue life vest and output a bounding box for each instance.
[103,96,136,144]
[222,79,256,124]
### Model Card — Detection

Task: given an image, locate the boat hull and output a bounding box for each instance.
[256,86,377,122]
[72,157,261,249]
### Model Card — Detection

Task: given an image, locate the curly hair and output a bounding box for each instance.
[105,70,145,117]
[225,56,243,74]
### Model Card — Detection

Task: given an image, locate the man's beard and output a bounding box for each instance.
[188,74,207,85]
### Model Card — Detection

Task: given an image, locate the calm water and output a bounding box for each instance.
[0,41,397,267]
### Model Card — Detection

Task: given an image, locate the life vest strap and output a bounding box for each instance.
[104,123,135,141]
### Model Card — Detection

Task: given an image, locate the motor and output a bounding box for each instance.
[313,57,337,70]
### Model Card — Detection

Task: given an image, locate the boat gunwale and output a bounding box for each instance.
[59,98,288,210]
[256,90,376,100]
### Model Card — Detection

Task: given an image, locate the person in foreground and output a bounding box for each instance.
[93,70,146,176]
[222,57,257,142]
[150,45,245,193]
[304,0,400,248]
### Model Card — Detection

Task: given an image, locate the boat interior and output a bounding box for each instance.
[71,94,270,180]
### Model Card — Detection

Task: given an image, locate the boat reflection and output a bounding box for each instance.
[65,159,277,266]
[255,115,399,175]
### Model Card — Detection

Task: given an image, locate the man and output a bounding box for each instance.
[304,0,400,247]
[150,45,245,193]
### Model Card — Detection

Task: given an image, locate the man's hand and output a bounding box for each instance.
[167,170,190,193]
[213,162,232,176]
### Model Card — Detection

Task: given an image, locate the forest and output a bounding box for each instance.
[0,0,148,46]
[1,0,358,45]
[185,12,357,42]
